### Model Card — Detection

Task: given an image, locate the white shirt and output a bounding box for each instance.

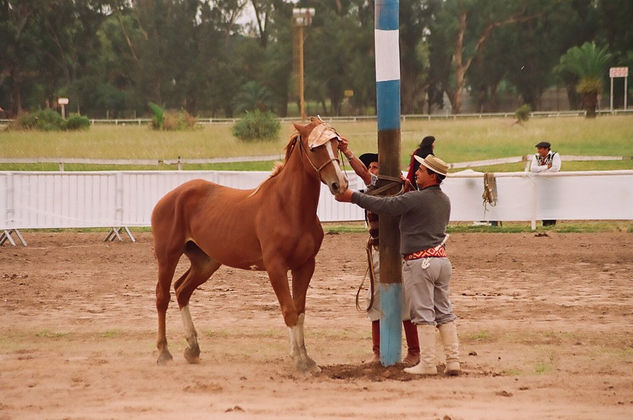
[530,151,561,173]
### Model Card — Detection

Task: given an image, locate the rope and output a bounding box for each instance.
[355,239,376,312]
[366,174,405,197]
[482,172,498,212]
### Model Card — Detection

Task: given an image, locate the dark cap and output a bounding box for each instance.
[359,153,378,168]
[535,141,551,149]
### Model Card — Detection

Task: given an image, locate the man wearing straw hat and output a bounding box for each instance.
[338,139,420,366]
[335,154,461,376]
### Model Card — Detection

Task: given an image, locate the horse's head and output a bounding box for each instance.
[293,117,349,195]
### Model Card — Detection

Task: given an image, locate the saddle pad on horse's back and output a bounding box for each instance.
[307,122,341,149]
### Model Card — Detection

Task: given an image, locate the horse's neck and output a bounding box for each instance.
[273,142,321,213]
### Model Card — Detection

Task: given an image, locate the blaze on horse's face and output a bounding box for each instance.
[293,119,349,195]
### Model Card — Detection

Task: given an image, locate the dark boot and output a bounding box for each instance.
[370,320,380,364]
[402,320,420,366]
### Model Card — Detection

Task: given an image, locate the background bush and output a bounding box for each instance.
[148,102,165,130]
[232,110,280,142]
[9,109,90,131]
[515,104,532,122]
[13,109,63,131]
[63,114,91,130]
[149,102,196,130]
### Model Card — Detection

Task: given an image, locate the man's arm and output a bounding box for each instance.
[530,155,547,173]
[350,191,417,216]
[338,138,372,185]
[549,153,561,172]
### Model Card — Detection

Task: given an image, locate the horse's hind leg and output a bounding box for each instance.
[175,241,221,363]
[156,255,182,365]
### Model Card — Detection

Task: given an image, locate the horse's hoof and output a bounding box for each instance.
[295,357,320,374]
[157,350,173,365]
[183,345,200,364]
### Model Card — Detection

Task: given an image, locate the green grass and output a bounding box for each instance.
[1,115,632,171]
[99,330,123,338]
[324,221,633,234]
[35,330,69,338]
[466,330,493,342]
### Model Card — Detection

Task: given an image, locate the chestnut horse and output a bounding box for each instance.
[151,117,348,372]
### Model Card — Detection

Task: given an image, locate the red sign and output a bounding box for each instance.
[609,67,628,78]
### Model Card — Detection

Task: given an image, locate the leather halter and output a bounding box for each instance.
[295,134,341,183]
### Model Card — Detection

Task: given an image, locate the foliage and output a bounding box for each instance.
[515,104,531,122]
[63,114,91,131]
[556,42,612,118]
[232,110,280,142]
[9,109,90,131]
[557,42,612,85]
[11,109,63,131]
[233,81,275,113]
[148,102,196,130]
[163,110,197,130]
[0,1,632,118]
[148,102,165,130]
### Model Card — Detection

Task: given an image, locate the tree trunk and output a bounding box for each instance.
[450,11,467,114]
[449,7,542,114]
[583,91,598,118]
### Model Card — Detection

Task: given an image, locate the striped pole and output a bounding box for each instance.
[375,0,402,367]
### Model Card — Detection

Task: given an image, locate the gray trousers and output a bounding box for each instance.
[402,257,455,326]
[367,248,411,322]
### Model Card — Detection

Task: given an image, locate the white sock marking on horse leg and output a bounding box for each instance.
[288,313,306,360]
[180,305,197,344]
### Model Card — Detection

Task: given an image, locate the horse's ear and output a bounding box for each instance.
[293,122,307,137]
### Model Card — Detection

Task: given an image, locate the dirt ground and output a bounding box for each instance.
[1,230,632,419]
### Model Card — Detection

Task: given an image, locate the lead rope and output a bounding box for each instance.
[356,238,376,312]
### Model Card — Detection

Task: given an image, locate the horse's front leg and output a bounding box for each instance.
[289,258,319,372]
[266,262,318,373]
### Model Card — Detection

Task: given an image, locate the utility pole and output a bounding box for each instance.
[292,8,315,121]
[374,0,402,366]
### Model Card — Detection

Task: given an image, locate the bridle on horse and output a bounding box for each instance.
[299,138,341,177]
[291,120,344,183]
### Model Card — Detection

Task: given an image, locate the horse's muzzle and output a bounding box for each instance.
[329,178,348,195]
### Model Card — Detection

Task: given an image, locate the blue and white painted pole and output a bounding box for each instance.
[375,0,402,367]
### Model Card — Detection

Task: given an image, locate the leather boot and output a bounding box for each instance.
[404,324,437,375]
[438,321,461,376]
[402,320,420,366]
[370,320,380,364]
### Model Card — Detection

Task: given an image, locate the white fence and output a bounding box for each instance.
[1,170,632,239]
[2,109,632,127]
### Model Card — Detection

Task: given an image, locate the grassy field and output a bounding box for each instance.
[1,115,632,172]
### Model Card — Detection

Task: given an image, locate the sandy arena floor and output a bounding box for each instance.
[1,230,632,419]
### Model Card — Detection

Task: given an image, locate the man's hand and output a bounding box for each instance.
[335,189,354,202]
[547,163,552,169]
[338,137,351,157]
[403,177,415,192]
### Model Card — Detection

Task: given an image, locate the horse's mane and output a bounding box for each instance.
[248,132,300,197]
[269,132,300,178]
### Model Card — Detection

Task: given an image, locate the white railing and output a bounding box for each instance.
[2,170,632,242]
[1,109,631,127]
[2,154,630,172]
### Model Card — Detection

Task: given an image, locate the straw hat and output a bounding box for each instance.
[414,154,449,176]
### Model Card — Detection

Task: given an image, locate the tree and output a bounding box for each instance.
[0,0,44,115]
[432,0,542,114]
[233,81,274,112]
[556,42,611,118]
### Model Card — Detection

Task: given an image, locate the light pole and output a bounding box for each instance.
[292,7,315,121]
